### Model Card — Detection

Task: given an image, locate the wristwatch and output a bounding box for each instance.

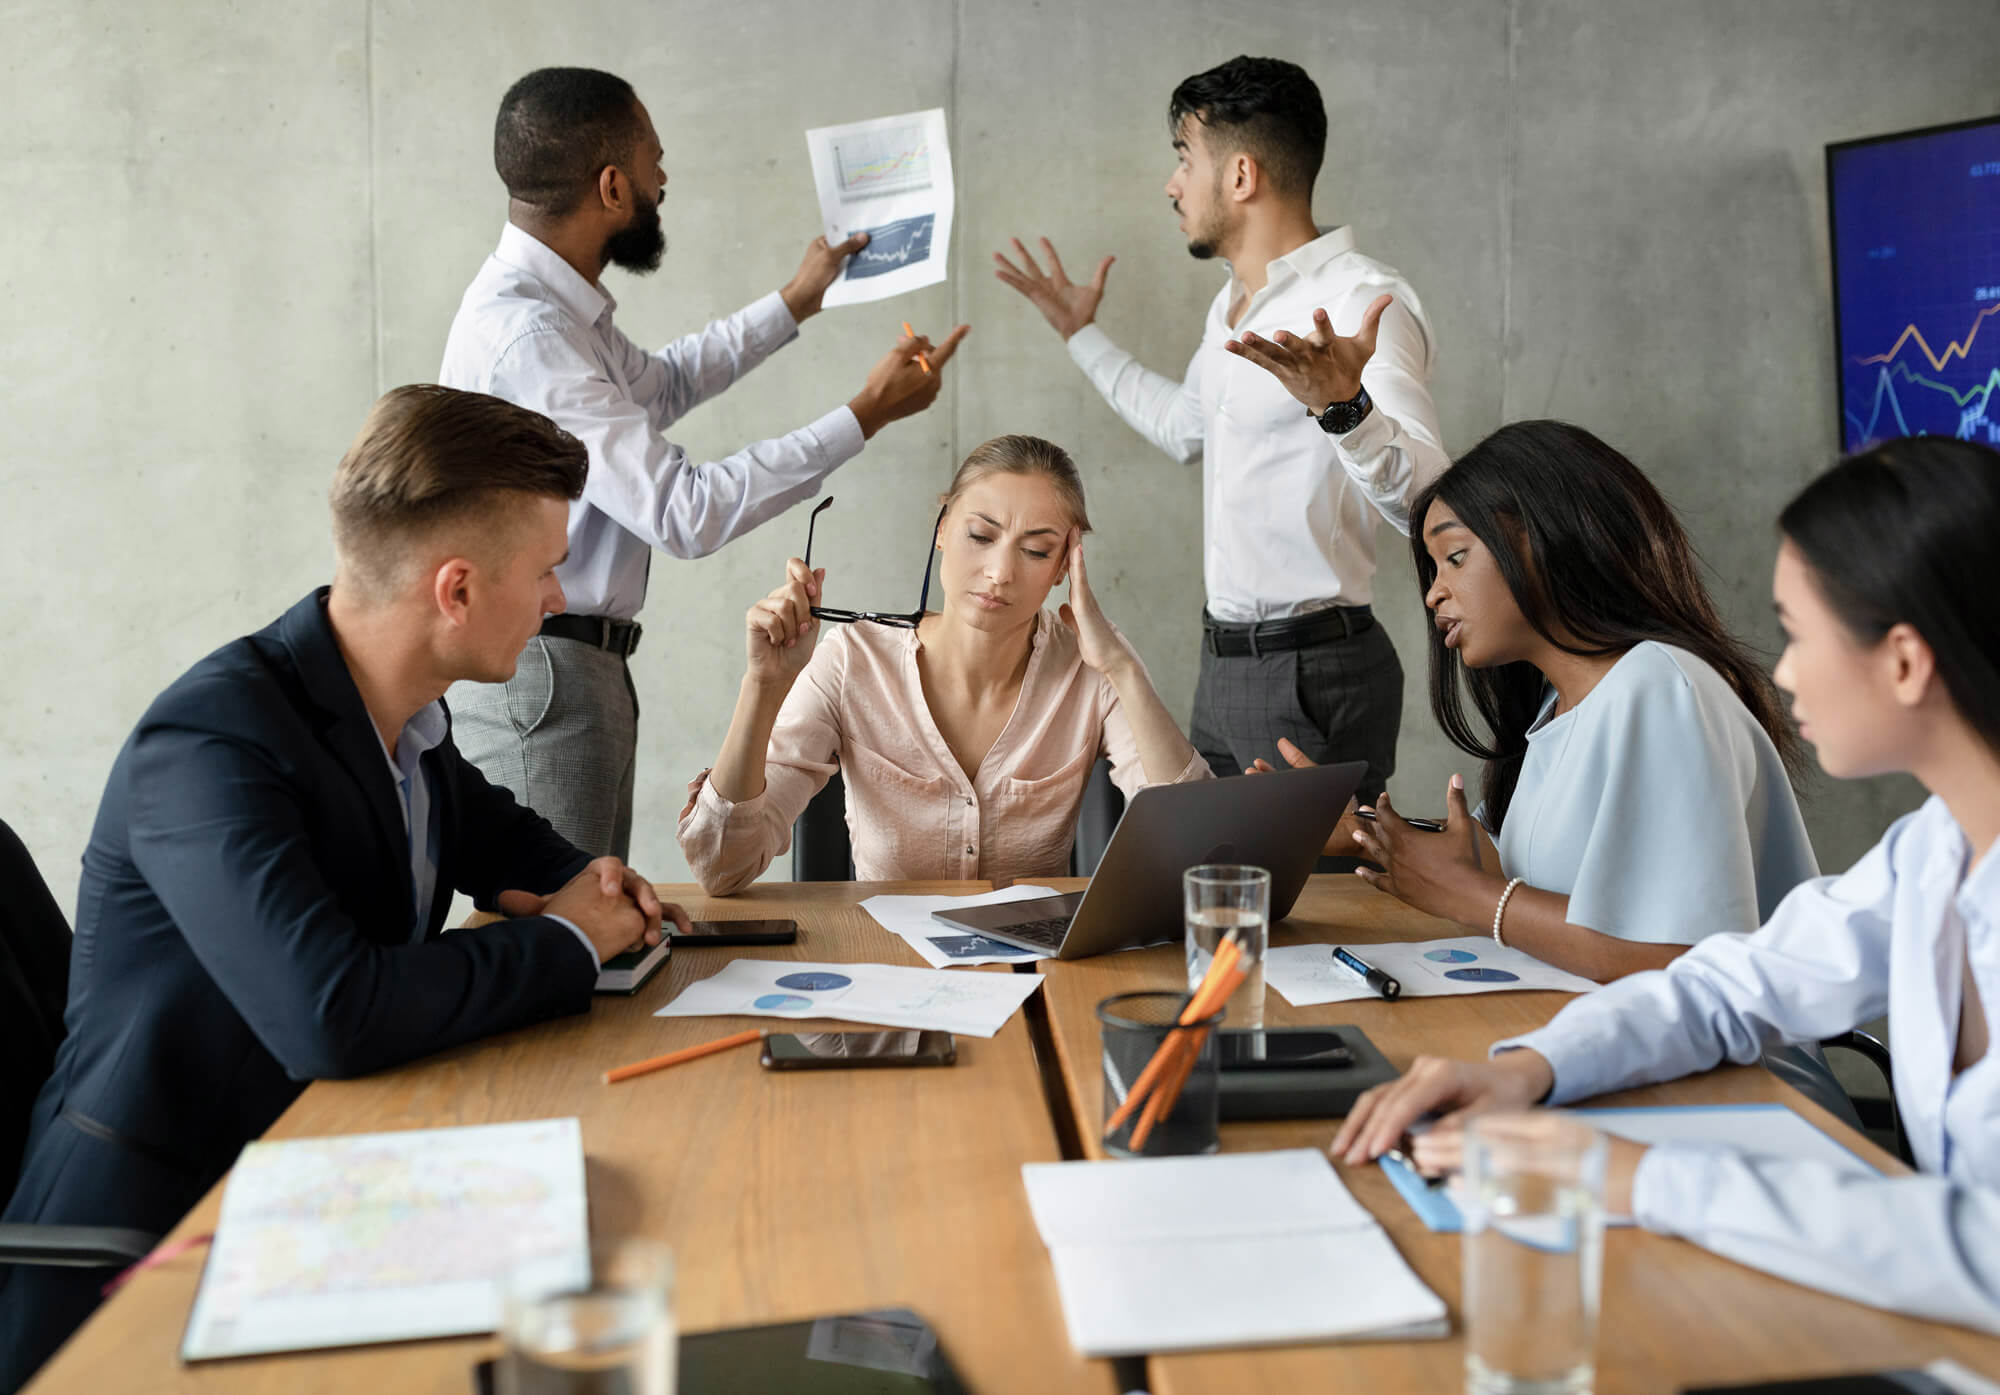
[1312,383,1373,435]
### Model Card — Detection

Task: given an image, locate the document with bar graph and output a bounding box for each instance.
[805,108,953,307]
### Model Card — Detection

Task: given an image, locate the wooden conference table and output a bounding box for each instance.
[25,877,2000,1394]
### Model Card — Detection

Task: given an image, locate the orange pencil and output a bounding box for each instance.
[1103,938,1242,1134]
[902,321,934,374]
[603,1029,764,1085]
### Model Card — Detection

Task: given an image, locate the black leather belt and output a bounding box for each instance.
[1202,605,1373,657]
[540,613,643,658]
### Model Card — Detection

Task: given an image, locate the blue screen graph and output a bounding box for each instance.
[1828,116,2000,454]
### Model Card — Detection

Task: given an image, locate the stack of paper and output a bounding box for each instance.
[860,885,1064,967]
[656,958,1042,1037]
[1265,936,1600,1006]
[1021,1149,1446,1356]
[183,1118,588,1360]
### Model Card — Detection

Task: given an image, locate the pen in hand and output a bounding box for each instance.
[901,321,934,374]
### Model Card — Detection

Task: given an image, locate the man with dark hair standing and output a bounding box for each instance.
[443,67,967,857]
[994,56,1446,801]
[0,386,685,1392]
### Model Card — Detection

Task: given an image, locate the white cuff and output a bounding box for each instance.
[1330,400,1396,463]
[747,289,801,350]
[546,914,601,969]
[1064,322,1118,372]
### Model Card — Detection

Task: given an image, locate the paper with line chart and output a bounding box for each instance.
[805,108,953,306]
[1830,117,2000,453]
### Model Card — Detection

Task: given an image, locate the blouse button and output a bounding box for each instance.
[964,845,974,856]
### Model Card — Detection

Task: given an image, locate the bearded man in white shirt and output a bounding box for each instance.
[441,67,966,858]
[994,56,1447,800]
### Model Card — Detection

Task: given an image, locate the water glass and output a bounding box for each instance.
[1097,991,1224,1157]
[501,1239,676,1395]
[1461,1115,1607,1395]
[1184,864,1270,1031]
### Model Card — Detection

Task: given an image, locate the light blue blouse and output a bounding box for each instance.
[1490,642,1816,944]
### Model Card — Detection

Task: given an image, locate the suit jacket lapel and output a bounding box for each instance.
[277,589,418,935]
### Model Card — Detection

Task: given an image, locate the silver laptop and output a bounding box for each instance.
[929,761,1366,960]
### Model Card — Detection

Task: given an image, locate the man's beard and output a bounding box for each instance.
[603,188,666,274]
[1183,174,1229,261]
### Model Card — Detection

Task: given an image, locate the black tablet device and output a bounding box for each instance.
[474,1306,967,1394]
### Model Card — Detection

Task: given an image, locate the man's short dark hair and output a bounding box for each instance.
[494,67,645,215]
[1169,56,1327,200]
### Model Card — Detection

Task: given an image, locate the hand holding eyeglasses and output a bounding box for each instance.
[745,557,825,691]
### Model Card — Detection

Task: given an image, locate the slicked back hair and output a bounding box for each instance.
[331,385,587,598]
[494,67,644,215]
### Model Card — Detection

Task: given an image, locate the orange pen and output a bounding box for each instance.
[603,1029,765,1084]
[901,321,934,374]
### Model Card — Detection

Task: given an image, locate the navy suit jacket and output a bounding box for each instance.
[3,589,597,1247]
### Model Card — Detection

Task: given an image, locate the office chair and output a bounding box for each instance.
[1819,1027,1913,1166]
[789,760,1128,881]
[0,817,155,1268]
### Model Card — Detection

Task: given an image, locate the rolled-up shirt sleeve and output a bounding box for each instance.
[677,641,846,895]
[1328,292,1449,536]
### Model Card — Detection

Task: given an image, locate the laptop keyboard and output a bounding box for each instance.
[999,916,1074,951]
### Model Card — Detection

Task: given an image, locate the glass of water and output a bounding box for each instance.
[501,1239,676,1395]
[1183,864,1270,1032]
[1461,1114,1607,1395]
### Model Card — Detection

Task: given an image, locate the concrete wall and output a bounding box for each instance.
[5,0,1994,919]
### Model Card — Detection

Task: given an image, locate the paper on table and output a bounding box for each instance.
[654,958,1041,1037]
[183,1118,588,1361]
[805,108,953,307]
[860,884,1062,967]
[1381,1102,1879,1233]
[1021,1149,1445,1357]
[1265,935,1600,1006]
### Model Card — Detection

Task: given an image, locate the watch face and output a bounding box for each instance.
[1319,387,1372,434]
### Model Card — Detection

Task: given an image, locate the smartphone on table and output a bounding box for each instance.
[760,1030,957,1069]
[668,919,798,947]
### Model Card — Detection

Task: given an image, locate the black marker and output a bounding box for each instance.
[1333,946,1401,1001]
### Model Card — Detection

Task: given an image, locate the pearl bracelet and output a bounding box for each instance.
[1492,876,1525,947]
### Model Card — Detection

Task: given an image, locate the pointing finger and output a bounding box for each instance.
[927,323,971,368]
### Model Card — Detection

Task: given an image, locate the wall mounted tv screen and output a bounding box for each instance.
[1828,114,2000,454]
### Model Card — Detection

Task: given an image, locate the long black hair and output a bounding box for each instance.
[1411,420,1805,830]
[1779,436,2000,760]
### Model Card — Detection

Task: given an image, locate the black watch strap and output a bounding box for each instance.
[1313,383,1374,436]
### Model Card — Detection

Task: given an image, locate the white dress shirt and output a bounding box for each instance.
[1497,796,2000,1333]
[1065,226,1449,620]
[439,223,866,619]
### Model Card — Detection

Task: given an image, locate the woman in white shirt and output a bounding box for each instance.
[1278,420,1814,982]
[1336,437,2000,1333]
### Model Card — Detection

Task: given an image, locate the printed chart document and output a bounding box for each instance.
[860,884,1063,967]
[1022,1149,1445,1356]
[1265,936,1599,1006]
[805,108,953,307]
[183,1118,588,1360]
[1381,1102,1879,1232]
[656,959,1040,1037]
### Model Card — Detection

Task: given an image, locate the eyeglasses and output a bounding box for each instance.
[803,496,944,629]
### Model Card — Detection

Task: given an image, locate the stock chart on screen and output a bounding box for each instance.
[1828,115,2000,454]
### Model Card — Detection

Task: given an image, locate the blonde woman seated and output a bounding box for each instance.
[679,436,1210,892]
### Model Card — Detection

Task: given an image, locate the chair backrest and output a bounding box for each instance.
[789,760,1129,883]
[791,773,854,882]
[0,818,73,1200]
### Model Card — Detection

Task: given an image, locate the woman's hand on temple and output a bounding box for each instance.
[1060,532,1138,678]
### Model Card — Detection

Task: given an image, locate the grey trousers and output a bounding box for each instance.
[1189,616,1404,803]
[447,635,638,861]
